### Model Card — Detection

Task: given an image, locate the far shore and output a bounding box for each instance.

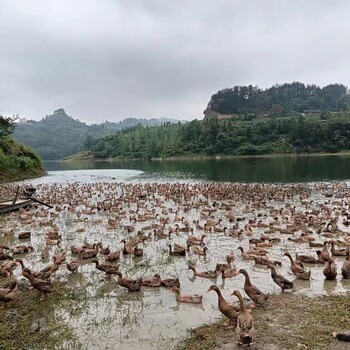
[62,150,350,162]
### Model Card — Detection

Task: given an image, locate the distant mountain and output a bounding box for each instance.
[13,109,186,160]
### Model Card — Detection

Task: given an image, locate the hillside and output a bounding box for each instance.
[13,109,185,160]
[0,116,44,183]
[205,82,350,118]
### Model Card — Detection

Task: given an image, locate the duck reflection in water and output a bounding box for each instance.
[323,278,338,295]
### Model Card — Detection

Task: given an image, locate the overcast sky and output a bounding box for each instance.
[1,0,350,124]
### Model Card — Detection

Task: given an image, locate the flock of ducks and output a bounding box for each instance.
[1,181,350,346]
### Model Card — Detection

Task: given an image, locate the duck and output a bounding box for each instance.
[22,267,53,300]
[91,258,120,279]
[238,269,270,306]
[323,259,337,280]
[207,285,239,328]
[66,257,82,273]
[284,252,311,280]
[45,239,61,246]
[231,290,255,346]
[237,247,258,260]
[52,251,66,264]
[71,245,85,255]
[295,252,318,264]
[115,272,142,292]
[79,243,101,259]
[253,255,281,267]
[187,234,206,246]
[168,244,186,257]
[267,264,293,292]
[100,245,111,255]
[0,261,18,277]
[105,250,120,262]
[133,247,144,257]
[187,264,219,279]
[11,245,34,255]
[192,245,208,256]
[319,242,331,262]
[222,268,239,279]
[120,239,135,255]
[142,274,161,287]
[38,260,62,280]
[169,286,203,304]
[329,241,348,256]
[0,278,18,306]
[0,252,13,261]
[18,231,31,239]
[160,277,180,288]
[341,248,350,279]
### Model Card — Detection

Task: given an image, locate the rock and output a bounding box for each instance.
[18,278,31,292]
[30,320,41,333]
[54,108,66,114]
[30,317,46,333]
[337,331,350,342]
[4,309,20,321]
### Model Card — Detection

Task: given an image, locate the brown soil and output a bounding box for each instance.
[176,293,350,350]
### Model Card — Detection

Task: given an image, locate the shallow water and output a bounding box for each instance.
[2,170,350,349]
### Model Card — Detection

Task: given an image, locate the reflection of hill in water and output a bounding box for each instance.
[43,155,350,183]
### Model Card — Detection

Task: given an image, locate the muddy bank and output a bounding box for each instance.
[177,293,350,350]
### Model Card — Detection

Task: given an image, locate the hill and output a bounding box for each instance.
[79,82,350,159]
[13,109,185,160]
[205,82,350,118]
[0,115,44,183]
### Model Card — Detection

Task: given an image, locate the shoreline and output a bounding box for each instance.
[62,150,350,162]
[176,293,350,350]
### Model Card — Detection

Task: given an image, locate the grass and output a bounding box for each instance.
[0,281,85,350]
[176,293,350,350]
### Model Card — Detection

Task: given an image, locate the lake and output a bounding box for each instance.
[43,155,350,183]
[6,156,350,349]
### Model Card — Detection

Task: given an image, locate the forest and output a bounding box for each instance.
[81,112,350,159]
[79,82,350,159]
[206,82,350,116]
[0,115,44,182]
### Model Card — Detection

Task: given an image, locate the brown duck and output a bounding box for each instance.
[188,264,218,279]
[160,277,180,288]
[323,258,337,280]
[22,268,53,300]
[66,257,82,273]
[168,244,186,256]
[268,265,293,292]
[207,285,239,328]
[169,286,202,304]
[284,252,311,280]
[239,269,270,306]
[142,274,161,287]
[341,248,350,279]
[91,258,120,278]
[105,250,120,262]
[0,278,18,306]
[231,289,255,346]
[116,272,142,292]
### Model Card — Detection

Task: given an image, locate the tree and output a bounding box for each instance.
[0,115,15,138]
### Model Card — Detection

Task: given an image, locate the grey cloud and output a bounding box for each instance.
[1,0,350,123]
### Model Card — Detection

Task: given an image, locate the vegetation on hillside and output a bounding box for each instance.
[13,108,186,160]
[206,82,350,116]
[80,111,350,159]
[0,115,44,183]
[75,82,350,160]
